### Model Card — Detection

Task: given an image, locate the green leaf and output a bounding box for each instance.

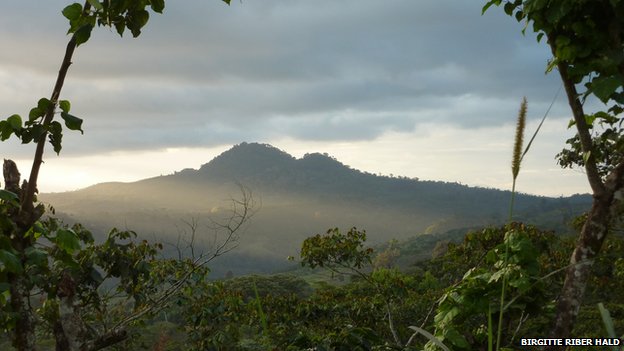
[536,32,544,42]
[29,107,44,121]
[59,100,71,113]
[74,24,94,46]
[56,229,81,254]
[0,250,22,273]
[62,3,83,21]
[504,2,515,15]
[48,121,63,155]
[37,98,52,111]
[60,112,84,134]
[222,0,231,4]
[0,121,13,141]
[0,189,18,201]
[151,0,165,14]
[7,114,21,130]
[443,327,470,349]
[25,247,48,267]
[0,189,18,206]
[87,0,103,11]
[591,75,622,103]
[114,20,125,36]
[482,1,496,15]
[29,125,46,143]
[128,9,150,37]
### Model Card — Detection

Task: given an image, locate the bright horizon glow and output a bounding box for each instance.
[13,117,589,197]
[2,2,593,199]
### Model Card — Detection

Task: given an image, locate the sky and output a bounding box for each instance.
[0,1,596,196]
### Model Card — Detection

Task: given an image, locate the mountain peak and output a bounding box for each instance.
[198,142,295,179]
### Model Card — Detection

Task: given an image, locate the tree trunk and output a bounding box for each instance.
[545,35,624,344]
[9,278,36,351]
[3,160,36,351]
[548,178,623,343]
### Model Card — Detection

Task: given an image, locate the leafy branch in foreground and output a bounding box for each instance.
[484,0,624,343]
[1,161,255,351]
[1,1,232,350]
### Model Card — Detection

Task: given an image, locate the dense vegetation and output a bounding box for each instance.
[10,224,614,351]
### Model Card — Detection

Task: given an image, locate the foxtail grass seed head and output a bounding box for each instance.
[511,97,527,179]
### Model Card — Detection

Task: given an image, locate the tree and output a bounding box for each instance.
[484,0,624,342]
[0,1,234,350]
[300,227,445,349]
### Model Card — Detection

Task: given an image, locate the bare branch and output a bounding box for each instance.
[103,185,257,335]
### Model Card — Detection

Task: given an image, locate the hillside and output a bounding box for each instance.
[41,142,591,276]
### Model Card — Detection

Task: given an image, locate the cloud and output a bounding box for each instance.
[1,0,569,159]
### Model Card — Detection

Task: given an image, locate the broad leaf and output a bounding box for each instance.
[151,0,165,13]
[29,107,44,121]
[25,247,48,267]
[591,75,622,103]
[87,0,103,11]
[0,189,19,206]
[114,20,125,36]
[48,121,63,154]
[56,229,81,254]
[7,114,22,130]
[62,3,83,21]
[59,100,71,113]
[37,98,52,111]
[0,121,12,140]
[128,10,150,37]
[0,250,22,273]
[60,112,84,134]
[74,24,94,46]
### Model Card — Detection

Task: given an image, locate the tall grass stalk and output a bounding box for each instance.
[492,87,560,350]
[495,97,527,351]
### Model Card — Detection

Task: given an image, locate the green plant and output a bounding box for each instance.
[597,303,624,351]
[484,1,624,343]
[300,227,448,350]
[426,224,554,351]
[1,1,233,350]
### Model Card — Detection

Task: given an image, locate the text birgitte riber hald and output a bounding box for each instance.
[520,338,621,347]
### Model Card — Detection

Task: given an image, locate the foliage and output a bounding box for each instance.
[1,1,233,350]
[558,112,624,178]
[426,224,558,350]
[484,0,624,341]
[301,227,374,272]
[167,222,624,351]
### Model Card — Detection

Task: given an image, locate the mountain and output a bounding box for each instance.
[41,142,591,277]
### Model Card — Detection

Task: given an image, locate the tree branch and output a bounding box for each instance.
[548,37,605,197]
[21,1,91,216]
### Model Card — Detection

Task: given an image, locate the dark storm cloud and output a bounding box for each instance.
[1,0,567,157]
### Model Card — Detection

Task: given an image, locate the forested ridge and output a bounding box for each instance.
[40,142,591,276]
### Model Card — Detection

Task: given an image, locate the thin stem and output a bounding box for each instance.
[21,1,91,216]
[496,178,516,351]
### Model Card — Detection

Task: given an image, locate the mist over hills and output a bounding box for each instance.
[41,142,591,276]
